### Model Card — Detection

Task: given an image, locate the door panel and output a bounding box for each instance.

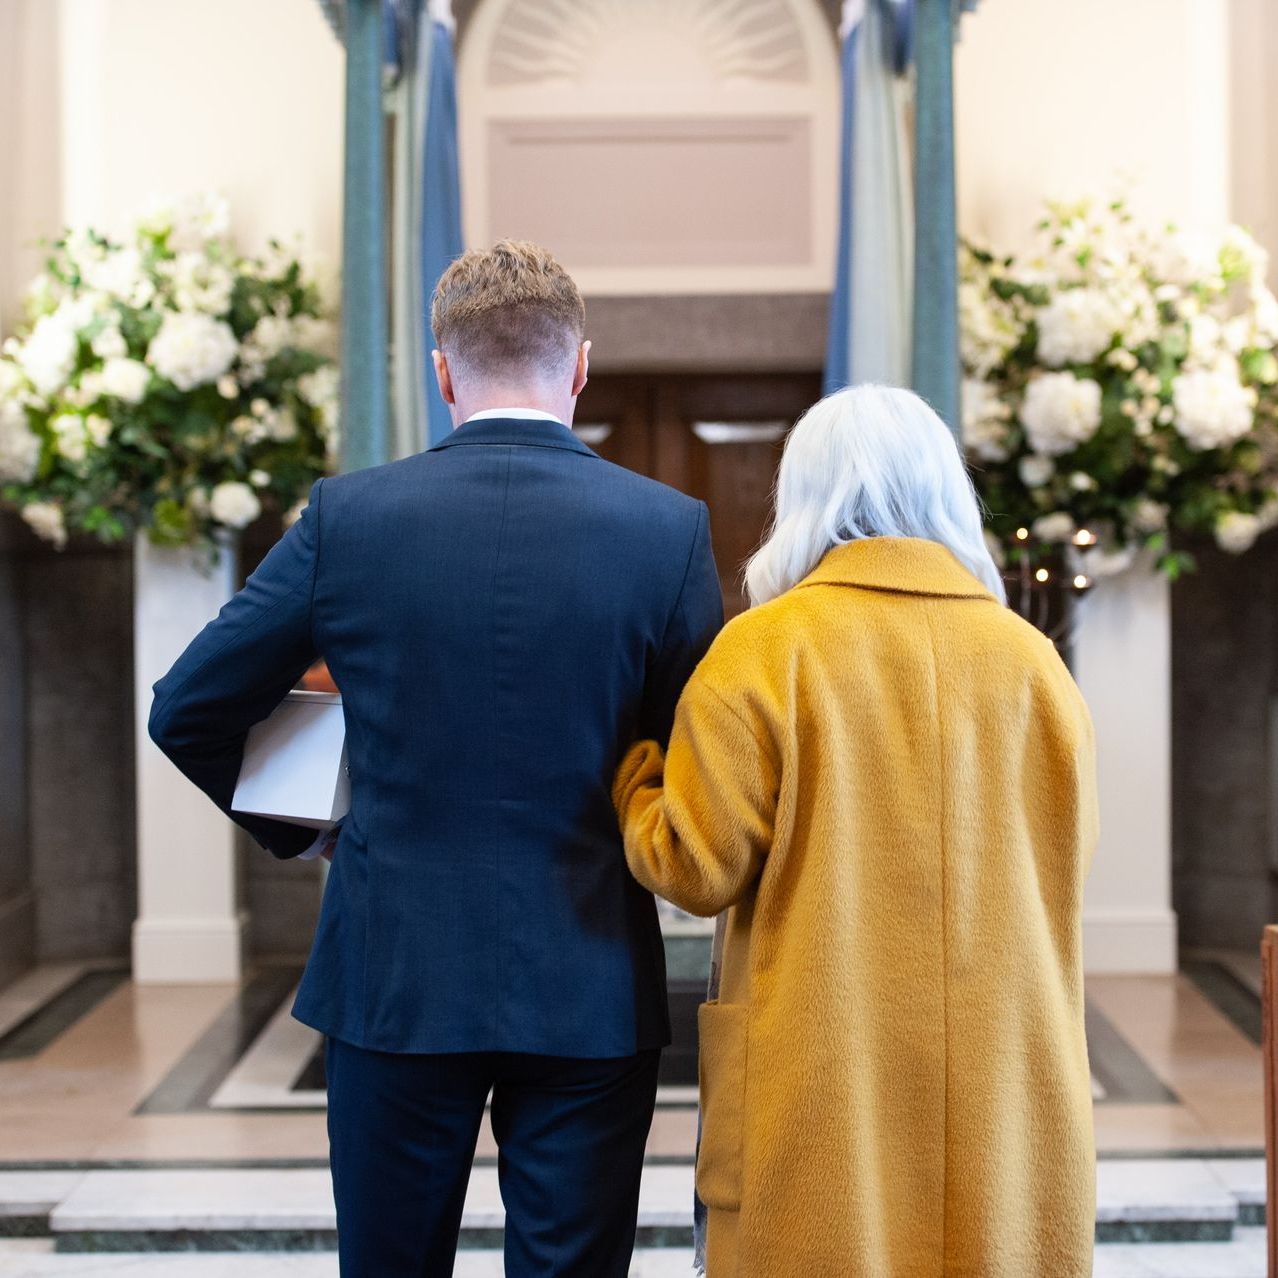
[577,373,820,616]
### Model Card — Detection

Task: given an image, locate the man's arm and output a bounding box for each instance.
[148,480,325,860]
[640,502,723,746]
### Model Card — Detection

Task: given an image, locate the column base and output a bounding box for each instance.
[1083,908,1178,975]
[131,911,248,985]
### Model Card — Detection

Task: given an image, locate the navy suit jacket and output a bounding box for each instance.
[149,416,723,1056]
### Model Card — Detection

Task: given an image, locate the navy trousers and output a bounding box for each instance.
[325,1037,661,1276]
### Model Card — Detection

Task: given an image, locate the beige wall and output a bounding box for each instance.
[54,0,343,263]
[1,0,1271,311]
[0,0,61,332]
[955,0,1232,252]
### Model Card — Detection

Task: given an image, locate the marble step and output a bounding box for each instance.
[0,1158,1254,1252]
[0,1238,1269,1278]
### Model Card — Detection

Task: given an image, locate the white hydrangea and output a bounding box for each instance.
[1035,287,1120,367]
[961,378,1013,461]
[147,312,238,392]
[1032,512,1076,543]
[1019,372,1103,456]
[16,312,79,398]
[0,399,41,482]
[1171,365,1255,450]
[1215,510,1262,554]
[1018,454,1055,488]
[100,357,151,404]
[209,480,262,529]
[22,501,67,548]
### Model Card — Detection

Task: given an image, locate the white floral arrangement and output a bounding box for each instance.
[960,199,1278,580]
[0,193,338,549]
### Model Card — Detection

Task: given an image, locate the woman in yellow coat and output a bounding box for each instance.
[614,386,1099,1277]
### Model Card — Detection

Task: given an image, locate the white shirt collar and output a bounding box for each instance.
[464,407,564,424]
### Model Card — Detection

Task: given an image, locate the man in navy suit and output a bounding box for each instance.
[149,241,723,1276]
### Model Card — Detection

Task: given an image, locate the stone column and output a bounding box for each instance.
[132,536,245,984]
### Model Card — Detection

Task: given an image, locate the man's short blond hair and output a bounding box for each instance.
[431,240,586,382]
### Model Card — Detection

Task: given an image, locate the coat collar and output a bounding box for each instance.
[429,415,597,457]
[796,537,998,601]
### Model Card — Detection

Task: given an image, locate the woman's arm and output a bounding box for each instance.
[613,675,778,917]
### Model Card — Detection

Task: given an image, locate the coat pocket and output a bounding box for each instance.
[696,1000,749,1211]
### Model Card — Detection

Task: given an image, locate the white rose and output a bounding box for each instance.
[1215,510,1262,554]
[100,357,151,404]
[1032,512,1076,543]
[1171,366,1255,450]
[90,323,128,360]
[1018,454,1055,488]
[1069,472,1096,492]
[167,193,232,253]
[1187,313,1224,364]
[147,312,238,392]
[217,375,239,399]
[51,412,89,462]
[961,378,1012,462]
[0,400,41,482]
[249,469,271,488]
[85,413,113,448]
[1035,288,1120,367]
[82,247,146,303]
[1020,372,1103,456]
[959,280,1022,377]
[269,407,299,442]
[292,315,338,359]
[16,313,79,397]
[22,501,67,548]
[209,481,262,529]
[166,251,235,314]
[1129,499,1168,533]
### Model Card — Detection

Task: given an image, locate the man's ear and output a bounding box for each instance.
[432,350,456,405]
[571,340,591,398]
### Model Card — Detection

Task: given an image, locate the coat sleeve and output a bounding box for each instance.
[614,671,777,917]
[148,480,325,860]
[638,502,723,746]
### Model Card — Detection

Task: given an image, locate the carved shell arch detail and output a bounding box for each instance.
[487,0,813,89]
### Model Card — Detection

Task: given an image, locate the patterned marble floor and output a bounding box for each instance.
[0,952,1267,1271]
[0,949,1262,1164]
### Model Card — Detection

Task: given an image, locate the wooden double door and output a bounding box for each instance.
[575,373,822,617]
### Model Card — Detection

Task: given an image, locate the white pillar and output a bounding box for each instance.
[1073,566,1178,974]
[132,536,246,984]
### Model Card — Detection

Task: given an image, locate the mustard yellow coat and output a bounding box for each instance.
[614,538,1099,1278]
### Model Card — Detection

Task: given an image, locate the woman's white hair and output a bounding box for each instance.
[745,384,1007,607]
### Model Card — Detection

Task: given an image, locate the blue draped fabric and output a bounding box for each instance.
[825,0,979,434]
[420,17,464,447]
[822,21,862,396]
[318,0,463,458]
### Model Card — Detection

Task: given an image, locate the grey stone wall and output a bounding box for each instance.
[1172,529,1278,948]
[21,533,136,962]
[0,515,33,986]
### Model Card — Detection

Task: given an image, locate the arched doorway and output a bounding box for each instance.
[456,0,841,614]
